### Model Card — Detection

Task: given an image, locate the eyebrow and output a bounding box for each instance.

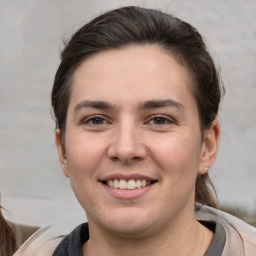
[139,99,185,111]
[74,100,113,112]
[74,99,185,113]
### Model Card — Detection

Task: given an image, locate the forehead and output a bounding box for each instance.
[70,45,195,107]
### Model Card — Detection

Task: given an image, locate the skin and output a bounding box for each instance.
[55,45,219,256]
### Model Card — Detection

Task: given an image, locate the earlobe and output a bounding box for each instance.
[55,129,70,177]
[199,120,220,174]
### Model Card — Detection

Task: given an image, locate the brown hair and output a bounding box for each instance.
[0,203,16,256]
[51,6,224,208]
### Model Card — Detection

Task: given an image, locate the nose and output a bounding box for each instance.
[107,124,147,163]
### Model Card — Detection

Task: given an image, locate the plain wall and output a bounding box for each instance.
[0,0,255,226]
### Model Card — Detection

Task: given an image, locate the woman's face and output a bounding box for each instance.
[56,45,218,237]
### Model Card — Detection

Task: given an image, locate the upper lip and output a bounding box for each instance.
[99,173,158,182]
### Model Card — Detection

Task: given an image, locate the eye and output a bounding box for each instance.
[152,116,169,125]
[88,117,105,125]
[81,115,110,126]
[147,115,175,126]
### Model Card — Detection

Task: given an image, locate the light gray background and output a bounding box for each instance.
[0,0,255,226]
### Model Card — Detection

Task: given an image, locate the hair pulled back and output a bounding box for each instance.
[51,6,224,208]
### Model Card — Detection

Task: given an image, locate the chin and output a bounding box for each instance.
[92,209,158,238]
[106,221,155,238]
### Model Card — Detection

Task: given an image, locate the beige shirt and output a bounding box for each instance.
[196,206,256,256]
[13,207,256,256]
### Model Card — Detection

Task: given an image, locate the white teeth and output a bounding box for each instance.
[127,179,136,189]
[119,179,127,189]
[107,180,114,188]
[113,179,119,189]
[135,179,142,188]
[106,179,152,189]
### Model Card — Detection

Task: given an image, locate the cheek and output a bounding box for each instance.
[66,134,105,172]
[149,133,202,178]
[65,138,104,209]
[64,138,105,206]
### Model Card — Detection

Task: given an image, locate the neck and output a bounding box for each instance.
[82,216,213,256]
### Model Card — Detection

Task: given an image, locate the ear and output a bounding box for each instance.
[198,120,220,175]
[55,129,69,177]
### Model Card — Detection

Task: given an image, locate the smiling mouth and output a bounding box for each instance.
[102,179,157,190]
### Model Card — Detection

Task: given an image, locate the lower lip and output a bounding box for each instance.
[101,183,156,199]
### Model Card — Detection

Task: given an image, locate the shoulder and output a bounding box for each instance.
[13,215,85,256]
[196,205,256,256]
[52,223,89,256]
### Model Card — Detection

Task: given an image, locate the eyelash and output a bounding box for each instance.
[80,115,110,126]
[80,114,176,128]
[146,115,176,126]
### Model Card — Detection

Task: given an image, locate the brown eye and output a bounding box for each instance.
[153,117,168,124]
[147,115,174,125]
[90,117,105,125]
[81,115,109,126]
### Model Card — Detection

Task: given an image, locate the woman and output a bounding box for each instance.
[14,6,256,256]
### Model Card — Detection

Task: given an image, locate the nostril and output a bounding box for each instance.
[109,156,120,162]
[109,154,143,163]
[132,156,141,160]
[107,135,147,162]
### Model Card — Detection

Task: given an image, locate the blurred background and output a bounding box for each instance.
[0,0,255,226]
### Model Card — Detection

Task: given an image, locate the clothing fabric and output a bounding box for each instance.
[52,223,88,256]
[13,206,256,256]
[7,221,40,250]
[195,206,256,255]
[201,221,226,256]
[12,214,85,256]
[52,221,226,256]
